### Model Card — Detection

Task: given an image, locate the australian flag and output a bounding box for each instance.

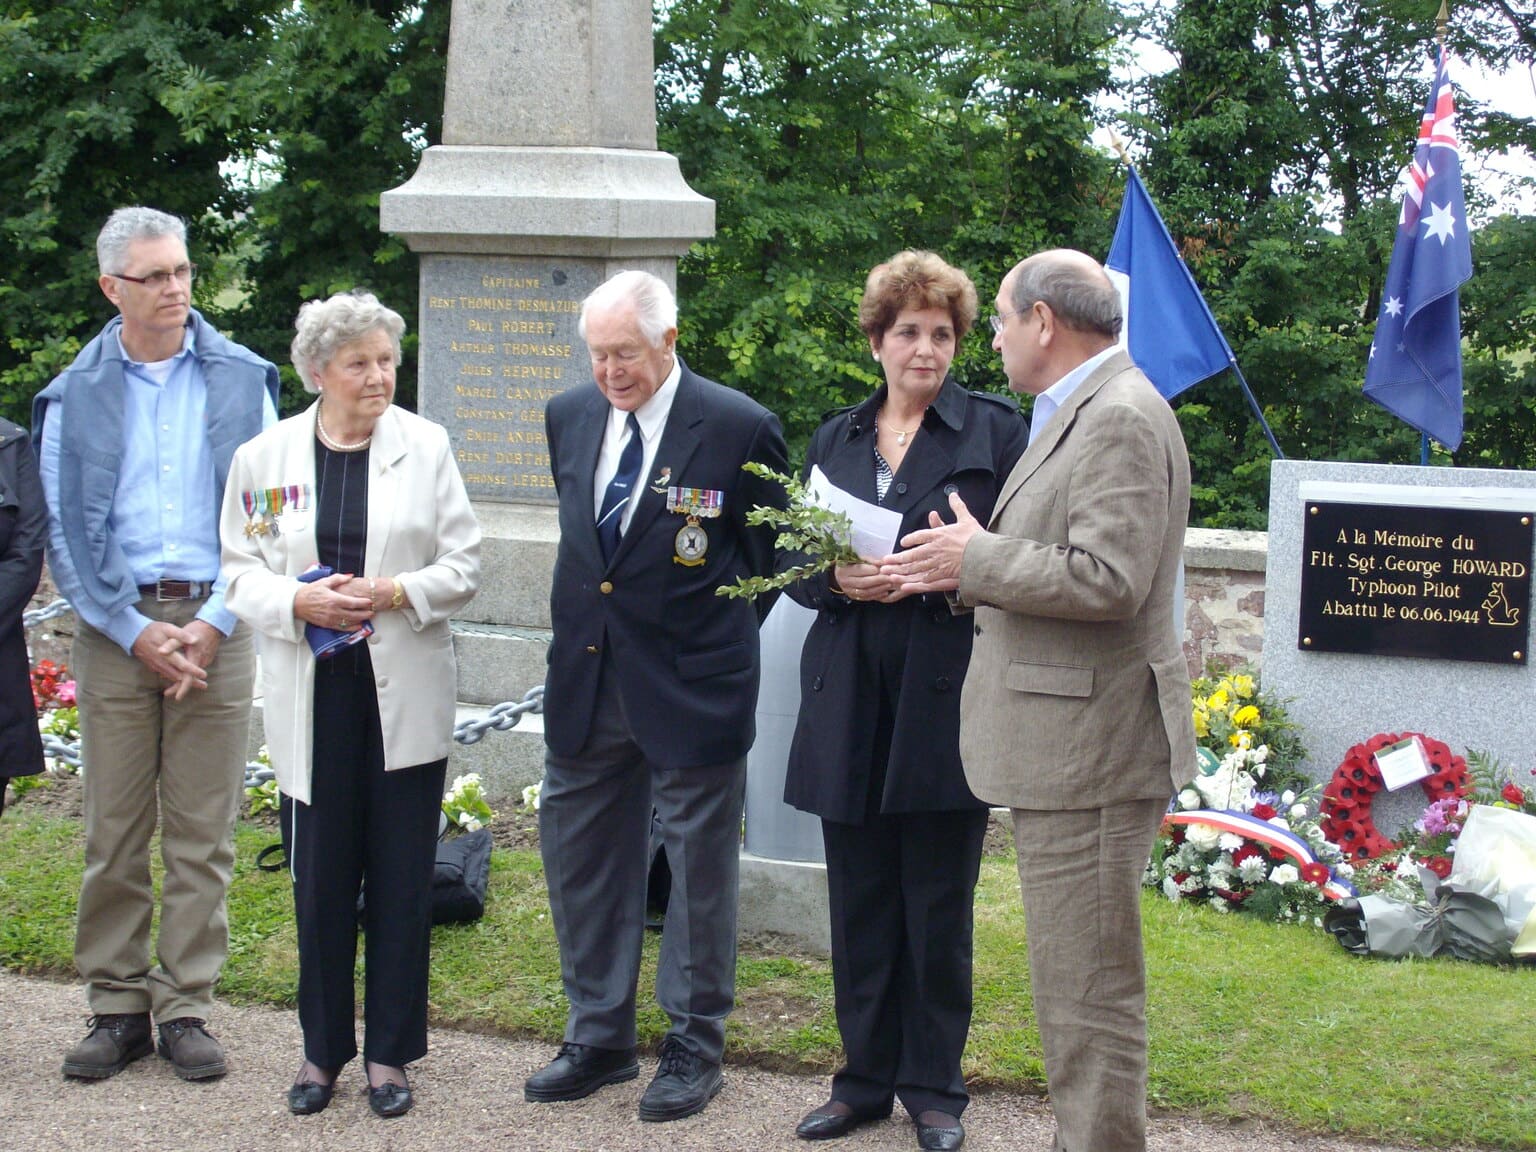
[1363,48,1473,451]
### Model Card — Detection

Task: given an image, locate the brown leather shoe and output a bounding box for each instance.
[62,1013,153,1080]
[156,1017,227,1080]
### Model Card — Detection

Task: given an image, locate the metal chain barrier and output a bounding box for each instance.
[22,597,72,630]
[453,686,545,744]
[23,598,545,785]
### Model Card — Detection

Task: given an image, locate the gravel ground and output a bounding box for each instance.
[0,970,1471,1152]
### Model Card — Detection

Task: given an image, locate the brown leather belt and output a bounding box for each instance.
[138,579,213,601]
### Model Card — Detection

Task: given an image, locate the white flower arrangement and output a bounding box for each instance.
[441,772,496,835]
[1144,670,1351,926]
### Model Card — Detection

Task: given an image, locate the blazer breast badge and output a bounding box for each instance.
[661,485,723,567]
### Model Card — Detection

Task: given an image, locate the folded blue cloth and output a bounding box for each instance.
[298,565,373,659]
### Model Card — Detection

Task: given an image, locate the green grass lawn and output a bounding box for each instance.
[2,808,1532,1148]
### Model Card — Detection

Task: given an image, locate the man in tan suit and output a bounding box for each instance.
[885,249,1196,1152]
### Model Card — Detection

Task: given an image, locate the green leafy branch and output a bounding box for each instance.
[716,462,861,600]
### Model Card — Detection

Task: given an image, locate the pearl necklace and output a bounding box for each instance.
[316,401,372,452]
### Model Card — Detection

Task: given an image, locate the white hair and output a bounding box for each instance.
[96,207,187,276]
[291,290,406,393]
[578,270,677,347]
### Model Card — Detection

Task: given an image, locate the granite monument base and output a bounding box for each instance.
[1262,459,1536,835]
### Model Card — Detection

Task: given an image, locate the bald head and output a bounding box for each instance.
[1005,249,1122,341]
[992,249,1123,396]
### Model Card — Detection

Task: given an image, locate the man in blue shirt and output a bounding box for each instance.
[33,207,279,1083]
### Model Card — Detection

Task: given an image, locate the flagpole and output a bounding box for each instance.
[1232,363,1286,459]
[1424,0,1449,467]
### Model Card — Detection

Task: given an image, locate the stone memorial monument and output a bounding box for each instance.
[380,0,712,790]
[1262,459,1536,833]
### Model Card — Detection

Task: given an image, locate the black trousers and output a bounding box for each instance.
[280,645,446,1068]
[822,806,988,1119]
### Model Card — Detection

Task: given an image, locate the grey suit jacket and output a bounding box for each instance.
[956,349,1196,810]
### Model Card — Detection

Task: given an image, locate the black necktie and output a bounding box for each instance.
[597,412,642,563]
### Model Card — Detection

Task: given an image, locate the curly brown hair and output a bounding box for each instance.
[857,250,979,341]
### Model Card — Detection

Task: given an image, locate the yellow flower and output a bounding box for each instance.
[1206,689,1229,711]
[1229,731,1253,750]
[1192,709,1209,738]
[1231,674,1255,699]
[1232,704,1261,728]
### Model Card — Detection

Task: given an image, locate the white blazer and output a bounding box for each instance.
[220,402,481,804]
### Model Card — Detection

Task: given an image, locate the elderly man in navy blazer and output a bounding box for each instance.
[526,270,787,1122]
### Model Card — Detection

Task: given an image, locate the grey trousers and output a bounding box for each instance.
[539,672,747,1065]
[72,598,254,1019]
[1012,798,1167,1152]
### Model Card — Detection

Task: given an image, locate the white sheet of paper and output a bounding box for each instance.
[806,465,905,561]
[1375,736,1433,791]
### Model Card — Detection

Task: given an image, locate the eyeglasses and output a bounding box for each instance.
[989,303,1042,334]
[112,264,197,289]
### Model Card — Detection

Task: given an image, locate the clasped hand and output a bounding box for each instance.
[135,619,223,700]
[293,571,375,633]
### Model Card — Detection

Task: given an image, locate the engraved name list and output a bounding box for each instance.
[421,257,602,503]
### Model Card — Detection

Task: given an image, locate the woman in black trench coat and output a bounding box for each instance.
[0,416,47,813]
[784,252,1027,1152]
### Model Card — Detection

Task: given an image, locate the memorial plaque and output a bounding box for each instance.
[420,255,604,503]
[1299,500,1534,663]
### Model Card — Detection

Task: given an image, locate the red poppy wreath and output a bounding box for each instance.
[1319,731,1469,860]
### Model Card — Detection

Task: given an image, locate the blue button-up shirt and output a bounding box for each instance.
[1027,343,1122,447]
[39,327,278,652]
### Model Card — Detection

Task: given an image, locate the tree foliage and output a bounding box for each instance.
[0,0,282,423]
[236,0,447,411]
[656,0,1122,454]
[0,0,1531,530]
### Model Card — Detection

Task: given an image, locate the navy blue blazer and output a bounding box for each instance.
[544,359,788,770]
[783,378,1027,822]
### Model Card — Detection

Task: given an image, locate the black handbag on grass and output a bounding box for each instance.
[258,826,493,926]
[428,826,493,924]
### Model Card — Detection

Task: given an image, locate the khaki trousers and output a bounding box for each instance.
[72,597,254,1020]
[1012,798,1167,1152]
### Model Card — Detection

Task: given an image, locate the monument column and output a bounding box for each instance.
[380,0,714,783]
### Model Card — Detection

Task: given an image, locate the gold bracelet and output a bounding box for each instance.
[389,579,405,610]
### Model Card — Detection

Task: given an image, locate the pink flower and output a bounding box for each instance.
[56,681,76,706]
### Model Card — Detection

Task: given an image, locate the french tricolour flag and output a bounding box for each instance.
[1105,167,1238,400]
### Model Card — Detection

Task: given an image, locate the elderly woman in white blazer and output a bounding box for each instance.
[220,290,480,1120]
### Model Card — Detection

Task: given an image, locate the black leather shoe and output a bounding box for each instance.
[638,1036,723,1122]
[62,1013,153,1080]
[915,1112,965,1151]
[287,1062,338,1116]
[524,1042,639,1102]
[368,1079,414,1118]
[287,1079,334,1115]
[796,1101,874,1140]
